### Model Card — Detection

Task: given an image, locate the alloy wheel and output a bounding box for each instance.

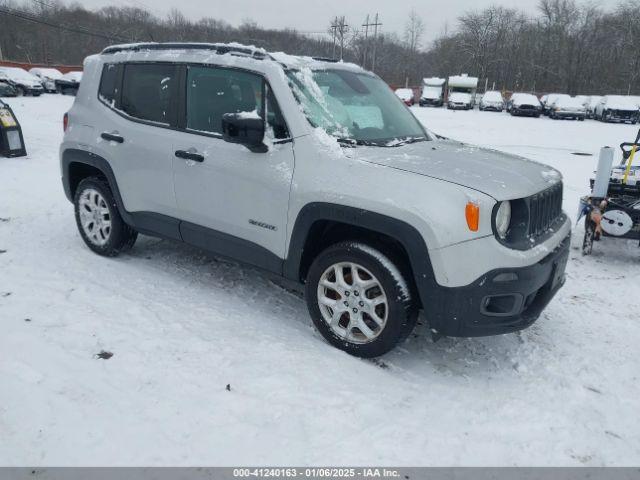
[317,262,388,344]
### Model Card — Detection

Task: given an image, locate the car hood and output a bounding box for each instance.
[449,93,472,103]
[355,139,561,201]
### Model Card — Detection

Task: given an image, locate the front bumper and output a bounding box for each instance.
[420,98,443,107]
[512,106,540,116]
[448,103,471,110]
[422,234,570,337]
[554,111,585,119]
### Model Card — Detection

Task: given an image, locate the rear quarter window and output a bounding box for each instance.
[98,63,122,108]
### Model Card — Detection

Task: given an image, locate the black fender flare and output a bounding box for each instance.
[283,202,438,307]
[61,148,134,226]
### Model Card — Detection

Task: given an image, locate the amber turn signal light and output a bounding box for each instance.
[465,202,480,232]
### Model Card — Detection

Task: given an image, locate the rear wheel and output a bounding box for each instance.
[74,177,137,257]
[305,242,418,358]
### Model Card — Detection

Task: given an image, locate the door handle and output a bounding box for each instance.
[101,132,124,143]
[175,149,204,162]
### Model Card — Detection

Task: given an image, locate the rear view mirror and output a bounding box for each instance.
[222,112,266,152]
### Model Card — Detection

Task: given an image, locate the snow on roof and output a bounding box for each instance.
[448,74,478,88]
[553,96,585,108]
[422,77,445,86]
[604,95,640,110]
[29,67,63,79]
[100,42,364,73]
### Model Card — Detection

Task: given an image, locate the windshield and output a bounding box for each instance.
[286,68,427,146]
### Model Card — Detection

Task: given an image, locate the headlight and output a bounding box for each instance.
[495,201,511,239]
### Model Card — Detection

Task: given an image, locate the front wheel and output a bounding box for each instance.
[305,242,418,358]
[74,177,137,256]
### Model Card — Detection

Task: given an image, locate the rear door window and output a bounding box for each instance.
[186,66,263,135]
[121,63,178,125]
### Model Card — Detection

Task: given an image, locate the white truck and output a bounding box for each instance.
[447,74,478,110]
[419,77,446,107]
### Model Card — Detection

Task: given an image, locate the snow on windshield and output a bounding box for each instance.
[511,94,539,106]
[482,91,503,102]
[286,68,426,145]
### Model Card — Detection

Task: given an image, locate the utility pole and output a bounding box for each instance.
[330,17,338,60]
[337,16,348,62]
[362,14,369,68]
[370,13,382,73]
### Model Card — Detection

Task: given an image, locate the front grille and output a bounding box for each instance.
[528,182,564,238]
[612,110,635,119]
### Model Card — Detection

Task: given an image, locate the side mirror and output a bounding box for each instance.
[222,112,266,152]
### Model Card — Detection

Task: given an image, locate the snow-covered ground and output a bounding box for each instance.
[1,96,639,466]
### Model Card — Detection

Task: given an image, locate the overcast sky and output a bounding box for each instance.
[76,0,622,45]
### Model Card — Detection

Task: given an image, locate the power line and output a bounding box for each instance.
[0,5,129,42]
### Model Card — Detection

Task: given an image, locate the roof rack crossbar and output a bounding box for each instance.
[101,42,267,60]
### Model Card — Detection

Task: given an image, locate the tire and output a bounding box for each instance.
[15,86,25,97]
[74,177,137,257]
[305,242,418,358]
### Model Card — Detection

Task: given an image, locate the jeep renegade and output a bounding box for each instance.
[60,43,571,357]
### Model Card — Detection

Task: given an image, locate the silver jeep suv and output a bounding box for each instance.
[60,43,571,357]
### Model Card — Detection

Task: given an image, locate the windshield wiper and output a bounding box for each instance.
[387,136,428,147]
[336,138,358,147]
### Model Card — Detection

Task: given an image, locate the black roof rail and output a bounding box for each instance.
[101,42,268,60]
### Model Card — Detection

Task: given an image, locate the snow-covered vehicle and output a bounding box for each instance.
[541,94,570,116]
[479,91,504,112]
[549,96,586,121]
[447,92,473,110]
[508,93,542,117]
[594,96,639,124]
[447,74,478,110]
[394,88,414,106]
[0,67,44,96]
[0,79,18,97]
[419,77,445,107]
[60,42,570,357]
[586,96,603,119]
[55,71,83,95]
[29,67,63,93]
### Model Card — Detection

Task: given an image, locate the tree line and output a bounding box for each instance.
[1,0,639,95]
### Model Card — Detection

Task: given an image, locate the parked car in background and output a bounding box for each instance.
[479,91,504,112]
[448,74,478,109]
[29,67,63,93]
[394,88,414,106]
[549,96,586,120]
[419,77,446,107]
[586,96,603,118]
[541,94,570,116]
[0,79,18,97]
[447,92,473,110]
[509,93,542,117]
[0,67,44,96]
[55,71,82,95]
[594,95,640,124]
